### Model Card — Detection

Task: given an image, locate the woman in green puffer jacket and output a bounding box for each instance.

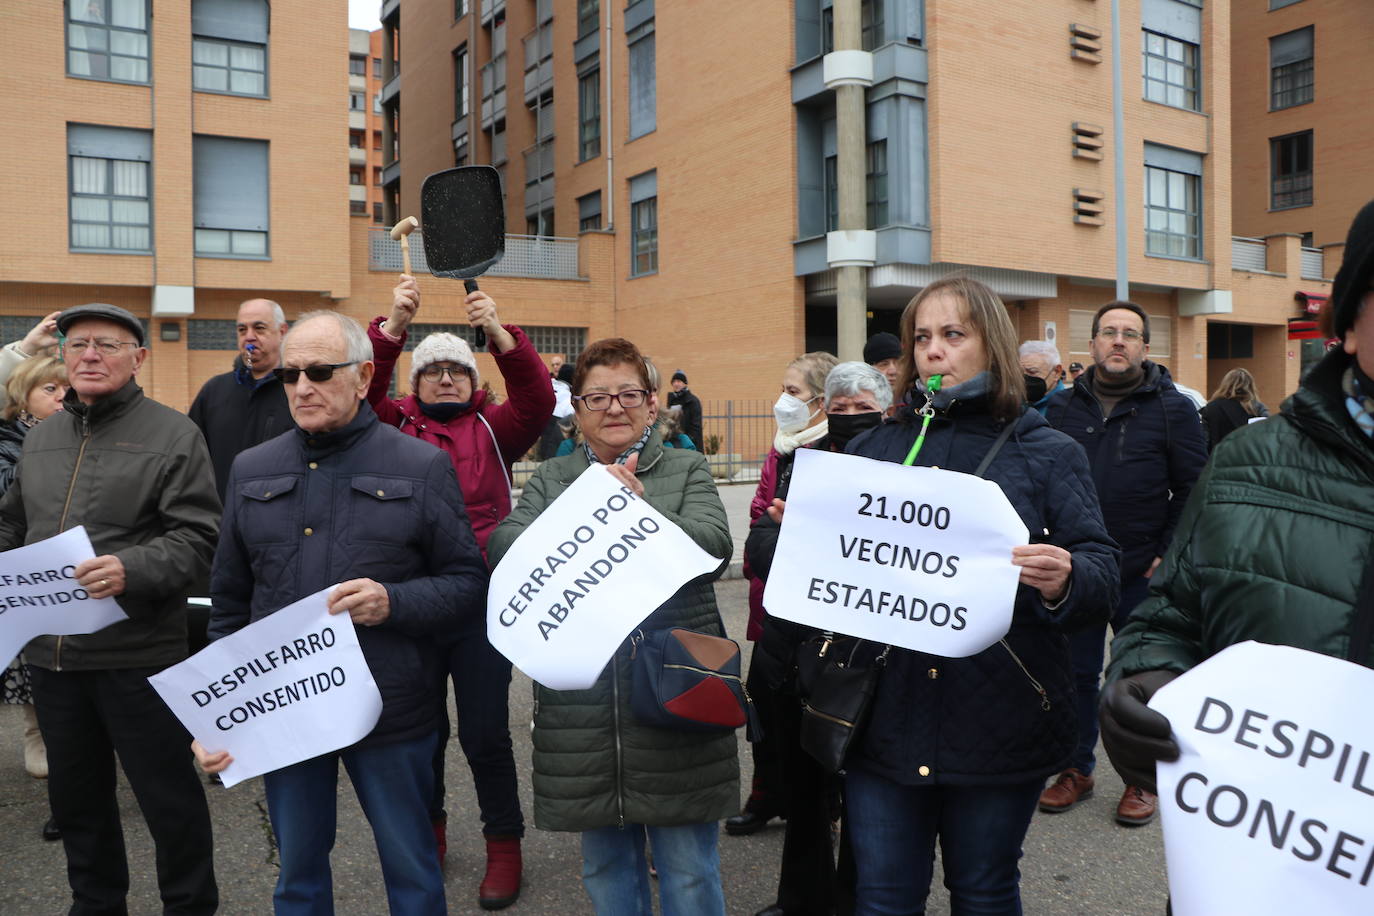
[1101,197,1374,791]
[487,337,737,916]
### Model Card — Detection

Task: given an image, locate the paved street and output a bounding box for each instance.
[0,484,1169,914]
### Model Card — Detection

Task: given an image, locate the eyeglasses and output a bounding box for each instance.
[64,338,140,357]
[419,365,468,383]
[273,362,358,385]
[1095,327,1144,342]
[575,389,650,411]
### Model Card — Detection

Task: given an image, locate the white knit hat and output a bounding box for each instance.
[410,332,478,392]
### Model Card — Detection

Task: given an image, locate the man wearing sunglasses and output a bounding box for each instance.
[198,310,488,914]
[0,302,222,913]
[364,276,553,908]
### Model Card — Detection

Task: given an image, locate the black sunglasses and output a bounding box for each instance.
[273,362,358,385]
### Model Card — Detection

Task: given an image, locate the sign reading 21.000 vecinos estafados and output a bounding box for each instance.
[763,449,1028,657]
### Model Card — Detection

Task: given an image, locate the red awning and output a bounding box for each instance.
[1295,291,1329,316]
[1288,317,1323,340]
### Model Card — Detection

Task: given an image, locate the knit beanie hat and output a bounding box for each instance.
[672,369,688,384]
[1331,199,1374,340]
[410,332,478,392]
[863,332,902,365]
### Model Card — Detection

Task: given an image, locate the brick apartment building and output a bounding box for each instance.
[1,0,1364,428]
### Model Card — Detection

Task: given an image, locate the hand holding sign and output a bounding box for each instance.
[328,578,390,626]
[1010,543,1072,602]
[74,554,126,600]
[1148,642,1374,915]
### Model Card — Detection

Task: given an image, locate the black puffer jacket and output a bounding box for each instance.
[188,361,294,503]
[1043,361,1207,580]
[209,401,489,748]
[0,419,27,495]
[845,385,1119,786]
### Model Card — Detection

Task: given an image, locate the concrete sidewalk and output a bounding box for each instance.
[717,480,755,580]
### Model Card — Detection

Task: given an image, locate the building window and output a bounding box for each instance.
[1270,27,1314,110]
[374,202,384,223]
[578,0,599,39]
[68,125,153,252]
[821,7,833,54]
[824,155,838,232]
[1269,0,1305,9]
[68,0,149,83]
[1271,131,1313,209]
[628,22,656,139]
[373,167,382,186]
[454,47,468,119]
[455,0,467,17]
[349,131,363,148]
[578,191,602,231]
[373,57,381,74]
[861,0,884,50]
[1144,162,1201,259]
[349,55,366,76]
[374,93,382,113]
[194,135,269,258]
[866,140,888,229]
[350,199,367,215]
[191,0,268,96]
[526,209,555,237]
[1142,30,1199,110]
[350,170,363,185]
[629,171,657,276]
[579,67,601,161]
[350,92,366,111]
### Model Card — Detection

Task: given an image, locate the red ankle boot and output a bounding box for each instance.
[479,835,522,910]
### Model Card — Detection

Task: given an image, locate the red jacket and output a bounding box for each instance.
[743,448,783,640]
[367,318,554,558]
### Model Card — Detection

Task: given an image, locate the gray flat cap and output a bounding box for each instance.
[56,303,145,347]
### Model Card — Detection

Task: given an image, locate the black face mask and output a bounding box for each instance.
[1023,375,1048,404]
[417,398,471,422]
[826,411,883,449]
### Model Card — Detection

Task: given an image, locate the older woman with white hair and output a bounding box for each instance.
[1018,339,1066,415]
[365,276,554,909]
[742,361,890,916]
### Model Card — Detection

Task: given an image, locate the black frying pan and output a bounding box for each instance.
[421,166,505,348]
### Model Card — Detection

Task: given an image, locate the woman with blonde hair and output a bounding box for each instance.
[0,355,67,843]
[834,275,1118,914]
[1200,367,1268,449]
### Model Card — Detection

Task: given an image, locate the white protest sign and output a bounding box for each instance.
[1150,641,1374,915]
[488,464,723,690]
[763,448,1027,657]
[149,587,382,788]
[0,526,126,668]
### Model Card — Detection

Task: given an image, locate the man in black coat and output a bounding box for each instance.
[1040,301,1207,826]
[187,298,294,502]
[667,369,704,451]
[195,311,489,914]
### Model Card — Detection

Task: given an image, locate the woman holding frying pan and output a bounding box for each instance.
[366,275,553,910]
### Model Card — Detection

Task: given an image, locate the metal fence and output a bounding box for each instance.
[700,399,775,481]
[368,228,579,280]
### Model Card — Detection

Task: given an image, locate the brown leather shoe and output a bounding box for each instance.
[1038,768,1095,813]
[1116,785,1158,826]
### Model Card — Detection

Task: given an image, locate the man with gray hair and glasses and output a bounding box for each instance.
[196,310,488,914]
[1039,300,1207,828]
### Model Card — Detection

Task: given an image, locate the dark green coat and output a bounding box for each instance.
[1108,349,1374,681]
[487,431,739,831]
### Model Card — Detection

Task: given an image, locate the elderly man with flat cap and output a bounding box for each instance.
[0,303,221,914]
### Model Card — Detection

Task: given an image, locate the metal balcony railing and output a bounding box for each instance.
[1300,247,1325,280]
[369,229,579,280]
[1231,237,1267,273]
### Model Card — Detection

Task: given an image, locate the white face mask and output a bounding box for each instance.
[774,392,818,433]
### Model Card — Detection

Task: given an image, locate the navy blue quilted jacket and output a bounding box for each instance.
[846,391,1119,786]
[209,401,489,748]
[1043,362,1207,580]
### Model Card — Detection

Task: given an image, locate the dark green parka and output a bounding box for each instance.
[487,431,739,831]
[1107,348,1374,680]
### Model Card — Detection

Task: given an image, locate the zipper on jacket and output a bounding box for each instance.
[999,639,1051,711]
[53,413,94,671]
[611,652,626,828]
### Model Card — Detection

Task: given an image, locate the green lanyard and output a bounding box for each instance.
[902,375,943,466]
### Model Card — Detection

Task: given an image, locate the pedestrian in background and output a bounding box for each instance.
[488,337,737,916]
[841,276,1118,914]
[863,331,903,402]
[1041,301,1207,826]
[1199,367,1268,450]
[1018,339,1067,415]
[368,274,552,909]
[667,369,704,451]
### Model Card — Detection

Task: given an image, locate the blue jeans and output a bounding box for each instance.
[580,821,725,916]
[845,767,1042,916]
[262,732,444,915]
[1067,573,1152,774]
